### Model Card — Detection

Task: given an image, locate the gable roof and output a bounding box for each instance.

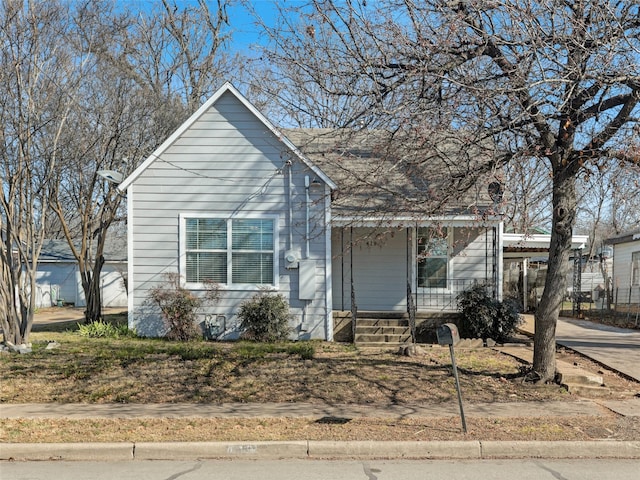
[38,238,127,263]
[118,82,336,192]
[285,128,497,220]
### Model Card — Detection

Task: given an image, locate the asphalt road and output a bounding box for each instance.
[2,459,640,480]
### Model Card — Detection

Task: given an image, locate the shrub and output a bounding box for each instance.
[146,273,220,341]
[457,284,522,343]
[77,320,127,338]
[238,291,292,342]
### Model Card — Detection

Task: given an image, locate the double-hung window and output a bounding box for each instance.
[417,227,449,289]
[632,251,640,286]
[182,216,275,287]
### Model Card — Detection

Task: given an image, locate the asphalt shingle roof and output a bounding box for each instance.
[285,128,497,220]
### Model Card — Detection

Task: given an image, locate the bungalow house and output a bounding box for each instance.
[118,82,503,341]
[605,231,640,308]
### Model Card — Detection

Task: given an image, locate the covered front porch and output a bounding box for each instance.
[329,221,502,344]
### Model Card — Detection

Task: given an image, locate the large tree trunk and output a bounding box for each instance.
[82,255,105,324]
[533,165,577,383]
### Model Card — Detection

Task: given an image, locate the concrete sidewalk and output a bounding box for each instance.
[2,400,640,461]
[3,398,634,420]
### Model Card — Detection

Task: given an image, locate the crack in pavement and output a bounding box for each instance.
[164,462,203,480]
[362,462,380,480]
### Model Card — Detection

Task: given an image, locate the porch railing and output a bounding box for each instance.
[413,279,495,312]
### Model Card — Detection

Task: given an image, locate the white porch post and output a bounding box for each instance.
[523,257,529,312]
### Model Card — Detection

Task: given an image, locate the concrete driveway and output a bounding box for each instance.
[555,318,640,382]
[521,315,640,382]
[32,306,127,329]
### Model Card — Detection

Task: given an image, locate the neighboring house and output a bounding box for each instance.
[502,232,590,311]
[34,239,128,309]
[119,82,503,340]
[606,231,640,307]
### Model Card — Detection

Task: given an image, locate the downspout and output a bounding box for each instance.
[286,160,293,251]
[304,175,310,259]
[324,184,333,341]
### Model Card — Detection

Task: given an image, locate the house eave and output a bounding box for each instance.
[503,233,588,251]
[604,230,640,245]
[331,214,501,228]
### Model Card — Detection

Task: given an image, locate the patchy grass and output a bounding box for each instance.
[2,325,568,405]
[2,416,639,443]
[3,313,639,443]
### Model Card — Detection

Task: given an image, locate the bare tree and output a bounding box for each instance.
[250,0,639,382]
[502,157,552,233]
[2,0,239,333]
[46,0,237,324]
[0,0,80,345]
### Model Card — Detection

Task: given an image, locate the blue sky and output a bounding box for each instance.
[127,1,302,55]
[226,1,280,53]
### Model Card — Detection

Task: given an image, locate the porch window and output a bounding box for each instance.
[417,227,449,288]
[632,251,640,286]
[183,216,275,286]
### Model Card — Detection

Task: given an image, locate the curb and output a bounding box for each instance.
[3,440,640,461]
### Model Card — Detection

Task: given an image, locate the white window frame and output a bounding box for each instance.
[179,213,279,290]
[632,251,640,286]
[416,226,453,292]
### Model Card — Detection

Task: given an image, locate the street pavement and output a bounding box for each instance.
[4,458,640,480]
[2,310,639,461]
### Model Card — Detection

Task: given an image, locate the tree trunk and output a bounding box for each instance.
[82,255,105,324]
[533,165,577,383]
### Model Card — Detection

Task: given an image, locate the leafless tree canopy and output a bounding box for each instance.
[1,0,237,344]
[250,0,639,381]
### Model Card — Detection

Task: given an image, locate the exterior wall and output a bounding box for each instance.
[612,240,640,304]
[332,227,408,311]
[34,263,127,308]
[35,263,76,307]
[128,91,330,339]
[332,225,499,312]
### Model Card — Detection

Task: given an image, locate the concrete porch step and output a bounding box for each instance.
[355,334,412,344]
[495,346,612,396]
[562,383,612,396]
[356,319,410,327]
[356,341,413,348]
[355,326,412,335]
[557,369,604,387]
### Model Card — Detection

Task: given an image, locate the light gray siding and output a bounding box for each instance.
[128,91,330,339]
[332,227,408,311]
[332,226,498,312]
[612,240,640,304]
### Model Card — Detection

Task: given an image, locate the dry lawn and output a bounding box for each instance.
[1,315,639,443]
[2,333,568,405]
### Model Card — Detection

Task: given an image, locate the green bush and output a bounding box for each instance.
[238,292,292,342]
[78,320,123,338]
[457,284,522,343]
[146,273,220,341]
